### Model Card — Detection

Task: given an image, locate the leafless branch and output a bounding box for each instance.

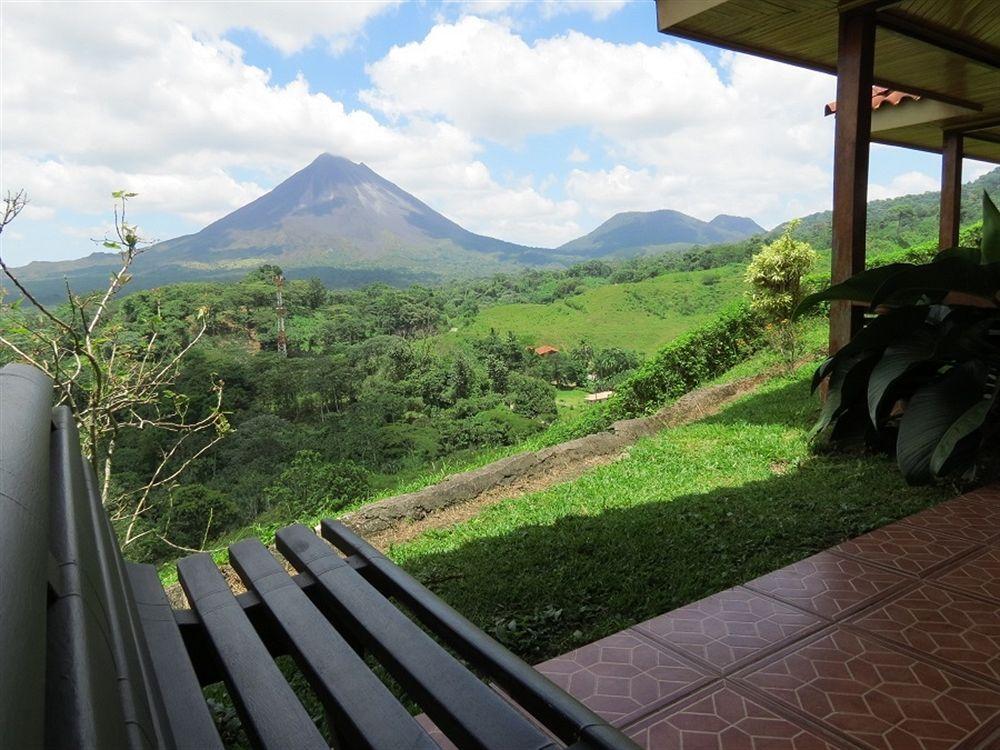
[0,190,228,551]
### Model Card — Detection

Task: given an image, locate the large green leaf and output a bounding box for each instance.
[811,356,834,393]
[933,245,981,264]
[810,306,932,394]
[793,264,913,318]
[868,257,1000,309]
[983,191,1000,264]
[936,311,1000,362]
[928,396,993,478]
[866,326,942,427]
[896,360,987,484]
[813,352,878,436]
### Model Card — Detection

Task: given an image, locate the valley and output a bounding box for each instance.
[2,156,997,575]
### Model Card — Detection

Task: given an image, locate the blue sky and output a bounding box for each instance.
[1,0,992,266]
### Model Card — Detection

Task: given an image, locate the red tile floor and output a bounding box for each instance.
[531,488,1000,749]
[419,488,1000,748]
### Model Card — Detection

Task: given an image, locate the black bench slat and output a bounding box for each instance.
[177,553,328,750]
[0,365,56,748]
[321,520,640,750]
[46,407,140,749]
[276,523,557,750]
[229,538,438,750]
[79,448,165,749]
[126,562,224,750]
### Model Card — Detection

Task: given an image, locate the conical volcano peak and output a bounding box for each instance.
[307,152,361,170]
[120,154,543,268]
[296,153,378,185]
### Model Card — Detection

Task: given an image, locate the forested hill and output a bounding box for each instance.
[555,209,764,258]
[781,165,1000,254]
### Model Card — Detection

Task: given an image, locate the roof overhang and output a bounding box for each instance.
[655,0,1000,164]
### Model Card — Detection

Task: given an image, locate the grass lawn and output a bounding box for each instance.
[388,364,955,664]
[459,265,745,355]
[554,387,591,418]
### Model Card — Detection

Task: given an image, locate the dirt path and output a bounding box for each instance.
[367,451,624,549]
[368,364,786,550]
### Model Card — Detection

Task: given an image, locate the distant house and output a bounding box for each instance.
[534,345,559,357]
[585,390,614,403]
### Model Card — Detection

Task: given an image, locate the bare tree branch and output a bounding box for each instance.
[0,190,229,550]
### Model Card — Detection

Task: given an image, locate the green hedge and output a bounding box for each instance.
[610,302,765,418]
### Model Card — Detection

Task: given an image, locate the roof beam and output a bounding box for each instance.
[966,131,1000,147]
[948,116,1000,135]
[657,25,981,111]
[837,0,903,12]
[871,98,979,133]
[657,0,727,30]
[877,11,1000,70]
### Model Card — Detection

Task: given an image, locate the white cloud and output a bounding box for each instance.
[177,1,401,54]
[1,3,585,261]
[364,17,728,143]
[3,154,268,225]
[567,147,590,163]
[365,18,837,228]
[965,160,997,183]
[19,204,56,222]
[7,1,400,57]
[868,171,939,201]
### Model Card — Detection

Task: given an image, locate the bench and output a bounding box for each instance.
[0,364,638,749]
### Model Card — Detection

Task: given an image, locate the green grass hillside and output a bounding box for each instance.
[458,265,745,354]
[389,362,953,663]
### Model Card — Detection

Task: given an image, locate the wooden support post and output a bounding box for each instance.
[830,9,875,355]
[939,131,963,249]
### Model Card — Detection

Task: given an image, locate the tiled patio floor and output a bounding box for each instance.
[531,488,1000,749]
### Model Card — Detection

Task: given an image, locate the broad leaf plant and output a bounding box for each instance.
[796,192,1000,484]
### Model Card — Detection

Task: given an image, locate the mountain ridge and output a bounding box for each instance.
[12,154,766,298]
[556,207,765,258]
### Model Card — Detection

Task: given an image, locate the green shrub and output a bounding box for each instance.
[537,401,615,443]
[591,347,640,381]
[265,450,371,515]
[440,407,539,452]
[162,483,242,549]
[505,373,558,422]
[745,220,818,365]
[611,302,765,417]
[745,220,818,322]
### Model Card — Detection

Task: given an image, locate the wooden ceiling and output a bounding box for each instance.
[656,0,1000,163]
